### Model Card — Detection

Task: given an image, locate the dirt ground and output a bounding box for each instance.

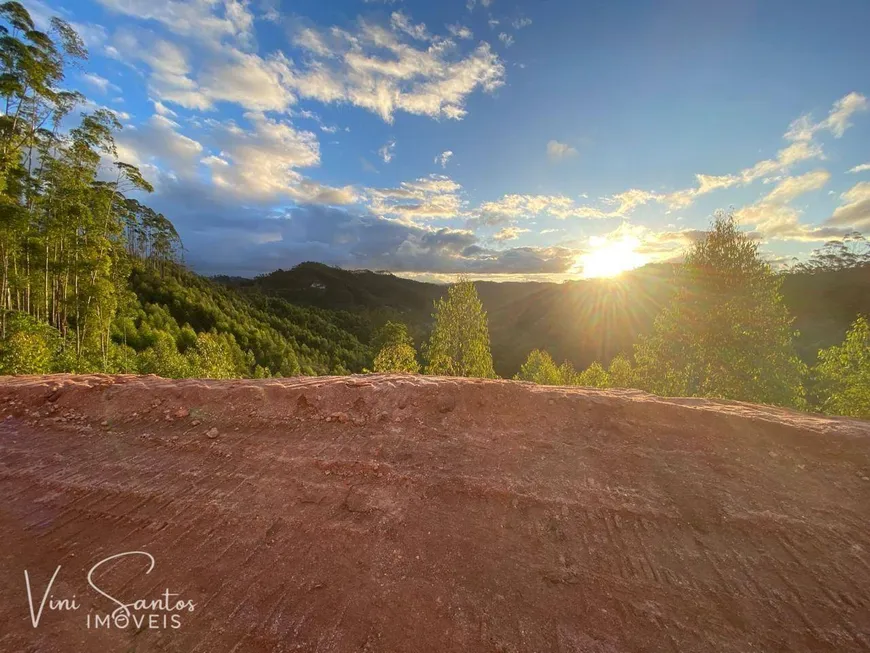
[0,374,869,652]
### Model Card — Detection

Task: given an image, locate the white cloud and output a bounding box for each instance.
[81,72,118,94]
[196,50,296,111]
[762,169,830,205]
[475,194,614,226]
[826,181,870,229]
[206,112,329,200]
[152,99,178,117]
[120,111,354,204]
[823,92,868,137]
[72,21,109,49]
[492,226,529,241]
[603,189,660,213]
[734,169,849,242]
[498,32,514,47]
[435,150,453,168]
[467,94,867,232]
[81,97,131,122]
[590,93,867,216]
[448,24,473,39]
[785,92,868,142]
[95,0,255,48]
[546,140,577,161]
[390,11,430,41]
[512,17,532,29]
[114,113,204,182]
[288,20,505,122]
[200,154,229,167]
[109,7,505,122]
[378,139,396,163]
[367,174,463,221]
[848,163,870,174]
[111,30,295,112]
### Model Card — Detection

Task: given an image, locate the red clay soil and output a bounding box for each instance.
[0,374,869,652]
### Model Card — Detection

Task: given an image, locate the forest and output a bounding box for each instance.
[0,3,868,419]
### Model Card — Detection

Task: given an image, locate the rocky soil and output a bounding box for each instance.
[1,374,869,652]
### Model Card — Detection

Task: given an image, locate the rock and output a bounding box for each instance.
[206,427,219,439]
[174,407,190,419]
[100,420,109,427]
[191,419,201,426]
[329,412,349,423]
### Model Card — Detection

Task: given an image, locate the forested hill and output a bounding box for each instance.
[216,260,870,377]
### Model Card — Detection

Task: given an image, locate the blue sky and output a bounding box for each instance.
[29,0,870,280]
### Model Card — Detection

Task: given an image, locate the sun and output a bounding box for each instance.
[580,235,648,278]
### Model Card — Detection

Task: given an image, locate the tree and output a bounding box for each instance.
[371,320,419,373]
[558,360,579,385]
[577,361,610,388]
[607,354,635,388]
[137,332,189,378]
[187,332,241,379]
[632,212,806,407]
[813,315,870,418]
[792,232,870,273]
[372,320,413,351]
[425,277,496,378]
[373,342,419,373]
[515,349,562,385]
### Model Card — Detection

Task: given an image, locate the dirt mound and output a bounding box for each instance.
[1,374,869,652]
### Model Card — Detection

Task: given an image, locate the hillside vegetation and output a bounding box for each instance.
[220,253,870,378]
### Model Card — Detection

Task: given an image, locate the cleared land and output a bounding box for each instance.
[0,374,869,652]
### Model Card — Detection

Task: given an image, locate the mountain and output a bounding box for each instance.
[216,263,677,375]
[216,261,870,378]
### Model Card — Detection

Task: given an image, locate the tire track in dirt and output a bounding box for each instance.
[0,374,869,652]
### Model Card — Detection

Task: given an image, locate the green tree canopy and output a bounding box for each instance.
[632,212,806,407]
[607,354,635,388]
[187,332,242,379]
[137,332,190,378]
[373,342,420,374]
[425,277,496,378]
[577,361,610,388]
[372,320,413,352]
[813,315,870,418]
[515,349,563,385]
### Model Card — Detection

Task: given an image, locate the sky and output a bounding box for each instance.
[28,0,870,281]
